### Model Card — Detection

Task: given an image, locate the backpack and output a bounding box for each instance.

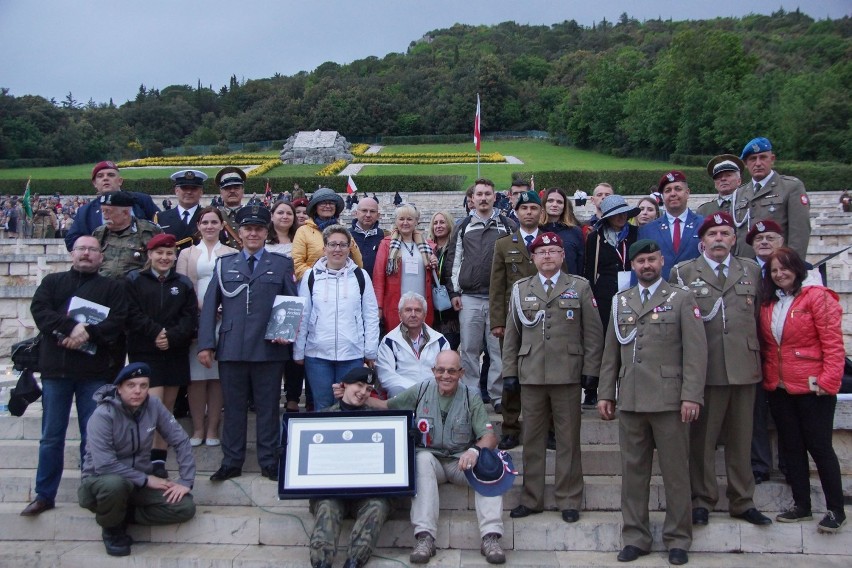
[308,266,366,299]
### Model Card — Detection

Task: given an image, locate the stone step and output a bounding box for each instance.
[7,468,846,514]
[2,504,850,557]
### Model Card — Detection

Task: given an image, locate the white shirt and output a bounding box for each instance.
[177,205,199,222]
[638,278,663,302]
[665,210,689,241]
[703,254,731,279]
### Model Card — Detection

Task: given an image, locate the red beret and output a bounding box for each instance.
[529,232,563,253]
[291,198,309,208]
[91,161,119,180]
[146,233,177,250]
[697,212,735,238]
[658,171,687,193]
[745,219,783,246]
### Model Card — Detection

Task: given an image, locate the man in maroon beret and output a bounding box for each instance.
[669,212,771,529]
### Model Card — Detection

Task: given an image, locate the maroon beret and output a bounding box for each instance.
[658,171,687,193]
[146,233,177,250]
[745,219,783,246]
[529,232,563,253]
[697,212,735,238]
[91,161,119,180]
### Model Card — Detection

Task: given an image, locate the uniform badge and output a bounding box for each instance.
[524,296,537,302]
[560,290,578,299]
[627,316,634,323]
[620,296,628,307]
[756,222,765,232]
[170,286,179,296]
[566,310,574,320]
[769,206,776,213]
[651,313,659,320]
[801,194,809,205]
[693,306,702,319]
[701,287,709,295]
[690,278,706,287]
[714,214,723,224]
[591,298,598,308]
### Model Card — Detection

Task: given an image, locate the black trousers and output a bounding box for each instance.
[767,388,844,514]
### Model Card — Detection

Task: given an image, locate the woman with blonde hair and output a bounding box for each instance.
[428,210,460,348]
[372,204,438,331]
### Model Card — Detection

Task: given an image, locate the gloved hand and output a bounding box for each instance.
[503,376,520,393]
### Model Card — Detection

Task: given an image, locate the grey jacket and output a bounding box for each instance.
[81,384,196,488]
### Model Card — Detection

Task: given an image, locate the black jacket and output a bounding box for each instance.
[583,224,639,328]
[31,269,128,380]
[125,268,198,358]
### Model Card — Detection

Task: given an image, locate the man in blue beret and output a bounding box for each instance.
[78,363,196,557]
[732,137,811,258]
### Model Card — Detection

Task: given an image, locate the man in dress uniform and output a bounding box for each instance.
[92,191,162,279]
[732,137,811,257]
[489,190,541,449]
[697,155,745,217]
[198,205,297,482]
[598,239,707,566]
[215,166,247,248]
[502,232,603,524]
[669,213,772,528]
[158,169,207,252]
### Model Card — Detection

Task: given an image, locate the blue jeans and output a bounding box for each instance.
[35,377,106,502]
[304,357,364,410]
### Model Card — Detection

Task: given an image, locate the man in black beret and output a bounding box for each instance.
[92,191,163,279]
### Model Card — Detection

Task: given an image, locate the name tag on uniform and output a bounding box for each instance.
[524,296,537,301]
[652,305,673,313]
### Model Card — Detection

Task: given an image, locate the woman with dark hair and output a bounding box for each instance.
[758,247,846,533]
[267,200,299,256]
[292,197,309,226]
[292,188,363,280]
[539,187,584,275]
[635,196,661,227]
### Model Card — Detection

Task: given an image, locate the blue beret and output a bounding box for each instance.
[740,137,772,160]
[114,362,151,385]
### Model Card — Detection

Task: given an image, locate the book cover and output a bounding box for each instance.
[61,296,110,355]
[264,296,305,341]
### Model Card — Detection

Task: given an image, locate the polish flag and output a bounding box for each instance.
[346,175,358,195]
[473,94,481,153]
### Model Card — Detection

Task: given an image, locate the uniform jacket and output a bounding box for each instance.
[637,210,703,280]
[503,272,603,384]
[157,206,201,251]
[198,249,297,362]
[30,268,128,380]
[670,255,762,386]
[351,220,385,276]
[292,217,364,280]
[733,172,811,258]
[125,268,198,358]
[376,323,449,396]
[294,257,380,362]
[443,211,516,297]
[758,285,845,395]
[64,192,160,250]
[599,281,707,412]
[371,236,435,331]
[489,231,539,331]
[92,219,163,279]
[81,384,195,488]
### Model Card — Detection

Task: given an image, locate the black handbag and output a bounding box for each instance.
[10,334,42,372]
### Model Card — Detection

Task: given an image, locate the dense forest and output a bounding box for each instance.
[1,9,849,166]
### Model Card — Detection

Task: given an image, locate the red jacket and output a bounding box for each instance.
[371,236,435,331]
[758,285,845,395]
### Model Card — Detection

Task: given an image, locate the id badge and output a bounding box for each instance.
[617,271,632,292]
[403,256,420,275]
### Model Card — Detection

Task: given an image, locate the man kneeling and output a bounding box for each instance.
[78,363,196,556]
[310,367,393,568]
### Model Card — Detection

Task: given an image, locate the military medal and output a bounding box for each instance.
[769,206,776,213]
[651,314,659,320]
[627,316,634,322]
[566,310,574,320]
[701,287,709,295]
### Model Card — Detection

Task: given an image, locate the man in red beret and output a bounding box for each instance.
[669,213,772,529]
[638,171,704,280]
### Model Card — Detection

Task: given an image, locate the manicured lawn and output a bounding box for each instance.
[0,163,322,182]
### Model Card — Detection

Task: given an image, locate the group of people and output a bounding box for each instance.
[13,133,847,566]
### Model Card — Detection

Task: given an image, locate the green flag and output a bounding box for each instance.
[22,178,33,218]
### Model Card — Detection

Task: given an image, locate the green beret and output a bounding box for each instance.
[628,239,661,261]
[514,190,541,209]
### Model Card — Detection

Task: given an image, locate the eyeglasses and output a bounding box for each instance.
[433,367,462,375]
[534,249,563,257]
[73,246,101,253]
[325,242,349,249]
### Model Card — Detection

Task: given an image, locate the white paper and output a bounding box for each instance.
[617,271,632,292]
[307,443,384,475]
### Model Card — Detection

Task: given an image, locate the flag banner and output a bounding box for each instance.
[473,94,481,153]
[23,178,33,218]
[346,175,358,195]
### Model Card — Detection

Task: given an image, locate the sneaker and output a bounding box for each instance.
[409,532,436,564]
[481,533,506,564]
[776,505,813,523]
[817,511,847,534]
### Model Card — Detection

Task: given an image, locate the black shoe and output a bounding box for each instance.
[210,466,242,481]
[20,498,55,516]
[509,505,542,518]
[616,545,649,562]
[151,461,168,479]
[102,526,131,557]
[261,465,278,481]
[668,548,689,565]
[561,509,579,523]
[692,507,709,525]
[312,562,332,568]
[732,508,772,526]
[753,471,770,484]
[582,391,598,407]
[498,434,519,450]
[481,390,491,404]
[546,432,556,451]
[493,402,503,414]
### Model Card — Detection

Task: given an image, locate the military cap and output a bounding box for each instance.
[235,204,271,227]
[740,137,773,160]
[146,233,177,250]
[170,169,207,188]
[98,191,135,207]
[114,362,151,385]
[514,190,541,209]
[215,166,247,189]
[529,232,563,253]
[745,219,783,246]
[628,239,662,261]
[658,171,688,193]
[91,160,119,180]
[706,154,745,178]
[697,212,736,238]
[340,366,376,385]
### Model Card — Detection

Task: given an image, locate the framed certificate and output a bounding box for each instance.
[277,410,416,500]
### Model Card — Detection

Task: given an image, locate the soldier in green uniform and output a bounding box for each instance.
[214,167,246,248]
[92,191,162,279]
[309,367,392,568]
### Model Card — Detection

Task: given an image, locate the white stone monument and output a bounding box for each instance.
[279,130,353,165]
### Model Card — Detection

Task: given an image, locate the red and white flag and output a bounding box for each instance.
[346,175,358,195]
[473,93,481,153]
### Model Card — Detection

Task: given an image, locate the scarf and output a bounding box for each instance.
[385,229,432,275]
[314,215,339,232]
[602,223,629,249]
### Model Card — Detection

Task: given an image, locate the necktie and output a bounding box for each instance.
[524,235,534,250]
[182,210,190,225]
[158,275,166,283]
[247,255,256,274]
[717,264,727,287]
[672,217,682,253]
[753,182,762,193]
[544,278,553,297]
[642,288,650,305]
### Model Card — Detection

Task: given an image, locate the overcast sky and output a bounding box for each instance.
[1,0,848,105]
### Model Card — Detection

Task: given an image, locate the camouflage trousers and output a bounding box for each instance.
[309,497,392,566]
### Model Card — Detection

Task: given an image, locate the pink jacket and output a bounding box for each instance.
[758,285,845,395]
[371,236,435,331]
